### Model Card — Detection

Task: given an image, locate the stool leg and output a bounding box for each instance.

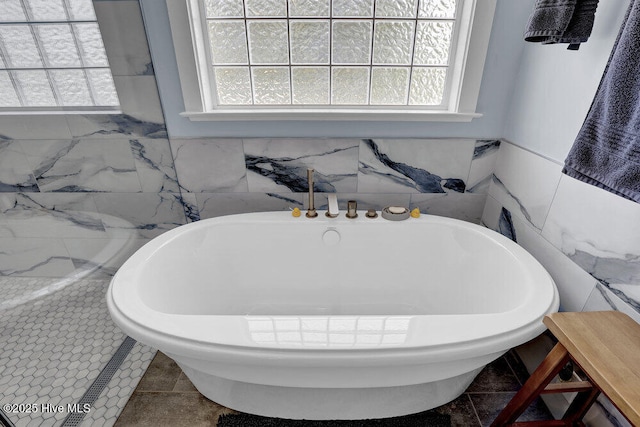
[491,343,570,426]
[562,387,600,424]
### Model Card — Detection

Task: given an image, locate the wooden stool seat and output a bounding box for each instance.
[491,311,640,426]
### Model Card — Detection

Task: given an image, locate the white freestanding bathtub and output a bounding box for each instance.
[107,211,559,419]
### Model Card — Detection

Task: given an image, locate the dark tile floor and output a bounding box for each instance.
[114,350,552,427]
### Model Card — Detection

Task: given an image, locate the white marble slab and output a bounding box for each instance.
[488,142,562,230]
[65,113,167,140]
[583,284,640,324]
[19,139,142,193]
[113,76,165,124]
[0,141,39,192]
[171,138,248,193]
[0,193,98,214]
[197,192,304,219]
[467,140,501,194]
[94,0,153,77]
[93,193,187,238]
[542,175,640,289]
[130,138,180,193]
[244,138,359,193]
[357,139,475,194]
[0,237,75,277]
[0,116,72,140]
[483,195,598,312]
[410,193,486,224]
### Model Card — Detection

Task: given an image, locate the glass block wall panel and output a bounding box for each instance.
[0,26,42,68]
[50,69,93,106]
[332,21,372,64]
[0,71,20,106]
[373,21,416,65]
[0,0,119,109]
[1,0,27,22]
[24,0,67,21]
[370,67,410,105]
[409,67,447,105]
[13,70,56,106]
[205,0,244,17]
[35,24,82,68]
[289,0,330,17]
[290,21,329,64]
[245,0,287,17]
[292,67,329,104]
[252,67,291,104]
[375,0,418,18]
[419,0,457,18]
[247,21,289,64]
[214,67,252,104]
[86,69,119,106]
[208,21,248,64]
[203,0,458,107]
[332,67,369,104]
[73,23,109,67]
[414,21,453,65]
[332,0,374,17]
[66,0,97,21]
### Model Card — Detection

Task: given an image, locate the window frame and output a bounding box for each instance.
[167,0,496,122]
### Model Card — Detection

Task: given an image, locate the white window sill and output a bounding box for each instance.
[181,110,482,122]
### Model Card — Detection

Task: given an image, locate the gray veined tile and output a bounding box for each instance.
[357,139,474,194]
[0,115,72,140]
[542,175,640,288]
[0,193,98,214]
[488,141,562,230]
[171,138,248,193]
[0,237,75,277]
[410,193,486,224]
[20,139,143,193]
[583,283,640,322]
[244,138,359,193]
[129,138,180,193]
[467,139,501,194]
[0,141,39,192]
[65,114,167,140]
[94,0,153,77]
[113,76,165,124]
[93,192,187,238]
[197,193,303,219]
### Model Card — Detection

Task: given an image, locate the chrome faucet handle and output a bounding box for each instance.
[346,200,358,219]
[306,168,318,218]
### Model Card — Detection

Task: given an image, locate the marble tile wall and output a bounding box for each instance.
[482,141,640,427]
[0,137,500,278]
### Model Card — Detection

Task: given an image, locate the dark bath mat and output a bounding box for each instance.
[217,411,450,427]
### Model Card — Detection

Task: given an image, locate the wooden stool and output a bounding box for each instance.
[491,311,640,426]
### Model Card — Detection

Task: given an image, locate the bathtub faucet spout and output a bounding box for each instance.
[306,168,318,218]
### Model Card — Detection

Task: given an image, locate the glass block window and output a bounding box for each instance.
[0,0,119,110]
[203,0,458,107]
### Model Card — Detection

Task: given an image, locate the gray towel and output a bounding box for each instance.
[524,0,599,50]
[563,0,640,203]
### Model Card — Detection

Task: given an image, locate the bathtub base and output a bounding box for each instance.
[180,365,483,420]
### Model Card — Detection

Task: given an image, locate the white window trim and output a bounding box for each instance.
[166,0,496,122]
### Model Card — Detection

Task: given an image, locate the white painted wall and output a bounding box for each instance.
[503,0,628,162]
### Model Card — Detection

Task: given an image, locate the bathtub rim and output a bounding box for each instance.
[107,211,559,366]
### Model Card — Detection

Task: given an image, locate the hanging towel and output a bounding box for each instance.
[524,0,599,50]
[563,0,640,203]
